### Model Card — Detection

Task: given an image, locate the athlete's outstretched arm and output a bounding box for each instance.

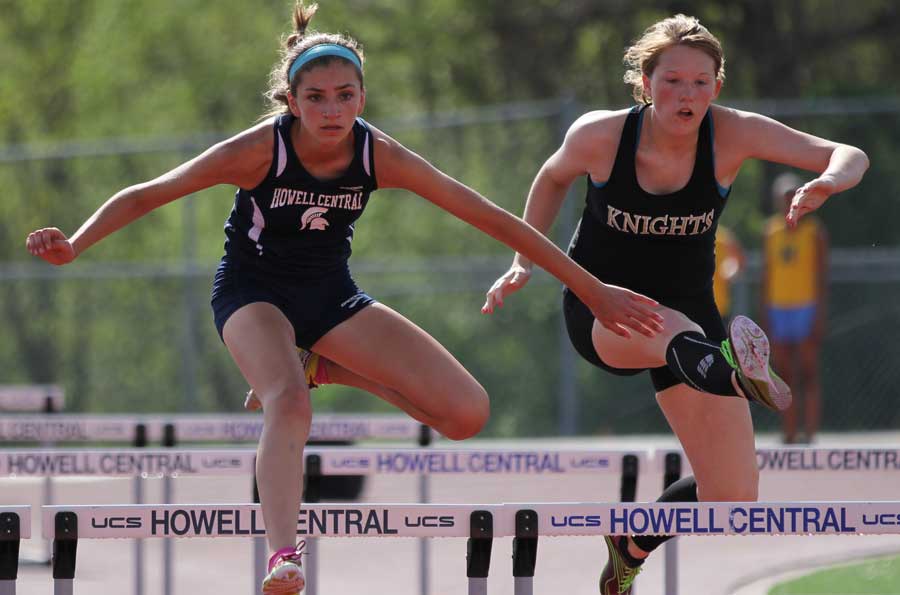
[26,122,273,265]
[485,113,615,309]
[725,109,869,227]
[372,126,662,338]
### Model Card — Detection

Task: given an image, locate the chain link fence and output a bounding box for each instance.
[2,99,898,437]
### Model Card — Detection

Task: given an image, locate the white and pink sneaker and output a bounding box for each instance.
[262,542,306,594]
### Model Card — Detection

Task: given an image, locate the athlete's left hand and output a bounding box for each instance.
[482,262,533,313]
[786,176,836,227]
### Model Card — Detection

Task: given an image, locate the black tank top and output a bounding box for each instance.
[567,105,728,299]
[222,114,377,278]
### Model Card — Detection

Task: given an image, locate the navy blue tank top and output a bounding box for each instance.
[222,114,377,277]
[567,105,729,299]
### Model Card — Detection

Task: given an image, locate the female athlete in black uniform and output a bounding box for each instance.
[25,3,664,594]
[483,14,868,595]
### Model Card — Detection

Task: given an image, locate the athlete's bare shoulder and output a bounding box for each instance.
[362,120,402,157]
[207,116,278,189]
[556,108,631,182]
[225,117,277,157]
[567,108,631,150]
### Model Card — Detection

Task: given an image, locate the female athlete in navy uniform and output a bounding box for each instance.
[26,3,665,594]
[483,14,868,595]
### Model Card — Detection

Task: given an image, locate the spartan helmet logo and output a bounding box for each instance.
[300,207,330,231]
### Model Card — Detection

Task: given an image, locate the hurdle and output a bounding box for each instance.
[0,413,429,595]
[0,506,30,595]
[655,445,900,595]
[41,501,900,595]
[1,445,646,595]
[301,446,647,595]
[0,412,426,444]
[0,385,64,414]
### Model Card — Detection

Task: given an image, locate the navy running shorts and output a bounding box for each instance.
[211,257,376,350]
[563,287,726,393]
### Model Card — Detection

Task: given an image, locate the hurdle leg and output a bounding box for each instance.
[665,540,678,594]
[512,510,537,595]
[662,452,682,595]
[418,426,433,595]
[52,512,77,595]
[0,513,21,595]
[418,472,430,595]
[304,454,322,595]
[252,473,266,593]
[467,511,493,595]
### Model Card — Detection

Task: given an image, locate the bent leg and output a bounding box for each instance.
[626,383,757,558]
[657,383,758,500]
[591,304,702,369]
[325,362,440,425]
[312,303,490,440]
[223,302,311,554]
[593,304,744,398]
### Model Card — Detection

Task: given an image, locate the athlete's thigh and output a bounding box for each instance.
[222,302,308,399]
[591,304,703,369]
[656,384,758,500]
[311,303,486,411]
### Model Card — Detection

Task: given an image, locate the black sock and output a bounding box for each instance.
[665,331,739,397]
[631,476,699,553]
[615,534,645,567]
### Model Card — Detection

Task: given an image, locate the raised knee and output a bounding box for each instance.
[663,310,704,342]
[260,385,312,426]
[440,389,489,441]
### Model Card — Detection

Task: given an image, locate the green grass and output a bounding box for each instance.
[768,554,900,594]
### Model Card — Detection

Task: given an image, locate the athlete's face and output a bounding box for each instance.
[288,62,366,143]
[643,45,721,134]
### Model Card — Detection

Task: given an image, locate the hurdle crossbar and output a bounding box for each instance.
[656,447,900,475]
[0,413,427,443]
[0,446,646,478]
[0,385,63,413]
[41,501,900,595]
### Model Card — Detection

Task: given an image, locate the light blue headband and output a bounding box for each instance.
[288,43,362,83]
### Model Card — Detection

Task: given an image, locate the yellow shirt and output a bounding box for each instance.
[763,216,822,307]
[713,227,740,316]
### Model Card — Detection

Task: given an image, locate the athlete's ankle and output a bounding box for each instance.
[730,371,747,398]
[625,537,649,560]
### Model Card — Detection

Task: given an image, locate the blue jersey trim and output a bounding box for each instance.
[707,110,731,198]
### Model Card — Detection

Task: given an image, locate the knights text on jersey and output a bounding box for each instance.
[567,106,728,299]
[221,114,377,277]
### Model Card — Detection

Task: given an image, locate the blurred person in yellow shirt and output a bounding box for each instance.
[761,173,829,444]
[713,225,746,321]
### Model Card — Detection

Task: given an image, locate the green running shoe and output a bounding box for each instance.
[721,315,792,412]
[599,535,643,595]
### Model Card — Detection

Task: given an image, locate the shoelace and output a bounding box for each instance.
[719,339,737,370]
[290,541,307,560]
[619,564,643,591]
[269,541,308,572]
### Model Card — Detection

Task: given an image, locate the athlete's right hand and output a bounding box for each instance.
[26,228,76,265]
[586,283,664,339]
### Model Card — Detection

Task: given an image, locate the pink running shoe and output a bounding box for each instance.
[262,542,306,594]
[723,315,792,412]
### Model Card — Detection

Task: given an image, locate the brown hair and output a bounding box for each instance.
[262,2,365,118]
[623,14,725,105]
